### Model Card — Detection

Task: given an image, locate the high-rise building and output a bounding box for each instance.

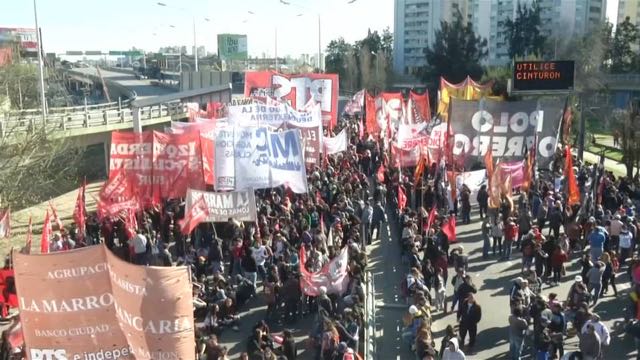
[618,0,640,26]
[393,0,607,74]
[393,0,471,75]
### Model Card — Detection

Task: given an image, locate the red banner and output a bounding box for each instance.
[180,195,209,235]
[409,90,431,121]
[169,121,217,186]
[152,131,206,199]
[109,131,154,203]
[109,131,206,204]
[365,92,379,136]
[244,71,339,130]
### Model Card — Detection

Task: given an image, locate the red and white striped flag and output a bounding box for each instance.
[179,196,209,235]
[49,201,64,232]
[0,209,10,238]
[41,210,51,254]
[73,179,87,241]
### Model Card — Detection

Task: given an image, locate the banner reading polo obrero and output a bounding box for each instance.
[186,188,257,222]
[14,245,194,360]
[244,71,339,129]
[449,98,564,169]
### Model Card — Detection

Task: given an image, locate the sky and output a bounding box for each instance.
[0,0,393,58]
[0,0,620,58]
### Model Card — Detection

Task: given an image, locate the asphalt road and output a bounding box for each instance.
[368,205,639,359]
[72,67,176,99]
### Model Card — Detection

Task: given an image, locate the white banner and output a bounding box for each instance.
[186,188,257,222]
[397,123,429,150]
[268,129,308,193]
[228,103,323,166]
[234,127,271,191]
[323,129,348,154]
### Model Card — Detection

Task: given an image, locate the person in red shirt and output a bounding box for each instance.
[504,218,519,260]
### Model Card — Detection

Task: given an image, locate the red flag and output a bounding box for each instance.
[365,92,380,136]
[565,146,580,206]
[41,210,51,254]
[316,190,322,204]
[442,215,457,243]
[398,185,407,210]
[409,90,431,121]
[179,196,209,235]
[377,164,385,183]
[358,117,365,140]
[25,216,32,254]
[73,179,86,241]
[426,206,437,232]
[0,209,10,238]
[49,201,63,232]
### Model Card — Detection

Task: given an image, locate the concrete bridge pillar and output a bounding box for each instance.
[132,107,142,133]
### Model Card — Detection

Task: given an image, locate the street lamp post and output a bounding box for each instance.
[33,0,47,123]
[158,2,210,72]
[371,51,379,86]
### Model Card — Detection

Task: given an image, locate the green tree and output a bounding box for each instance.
[0,64,40,110]
[481,66,511,98]
[0,126,85,210]
[609,16,639,73]
[419,10,487,87]
[325,37,353,86]
[501,1,546,59]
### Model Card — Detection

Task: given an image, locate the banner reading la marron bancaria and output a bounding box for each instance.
[186,188,257,222]
[449,98,564,169]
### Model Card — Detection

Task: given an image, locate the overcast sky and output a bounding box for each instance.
[1,0,393,57]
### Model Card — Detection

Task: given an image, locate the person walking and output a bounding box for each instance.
[371,200,386,242]
[586,261,605,307]
[459,294,482,353]
[578,323,602,360]
[492,220,504,258]
[504,218,519,260]
[588,226,607,263]
[508,307,529,360]
[361,201,373,245]
[442,337,466,360]
[600,251,619,298]
[477,185,489,220]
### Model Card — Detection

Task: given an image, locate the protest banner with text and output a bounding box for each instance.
[186,188,257,222]
[244,71,339,130]
[14,245,195,360]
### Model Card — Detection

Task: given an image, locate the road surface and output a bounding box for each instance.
[72,67,177,99]
[368,205,638,359]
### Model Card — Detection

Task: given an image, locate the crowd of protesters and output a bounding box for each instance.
[380,138,640,360]
[25,116,380,360]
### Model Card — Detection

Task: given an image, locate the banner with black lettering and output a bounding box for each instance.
[449,98,563,169]
[14,245,194,360]
[186,189,257,222]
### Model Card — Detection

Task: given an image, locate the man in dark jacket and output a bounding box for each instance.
[371,201,386,241]
[459,293,482,352]
[456,275,477,321]
[477,185,489,219]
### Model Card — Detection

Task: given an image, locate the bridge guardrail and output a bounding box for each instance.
[0,102,187,138]
[363,271,376,360]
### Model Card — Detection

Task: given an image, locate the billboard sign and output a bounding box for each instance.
[0,27,37,52]
[217,34,248,61]
[512,60,575,92]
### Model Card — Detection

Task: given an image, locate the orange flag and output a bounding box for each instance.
[365,92,380,136]
[565,146,580,206]
[414,155,426,185]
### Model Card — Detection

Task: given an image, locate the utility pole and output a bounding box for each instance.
[33,0,47,124]
[317,15,321,71]
[193,17,199,72]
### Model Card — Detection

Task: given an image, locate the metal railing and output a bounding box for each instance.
[0,102,187,138]
[363,271,377,360]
